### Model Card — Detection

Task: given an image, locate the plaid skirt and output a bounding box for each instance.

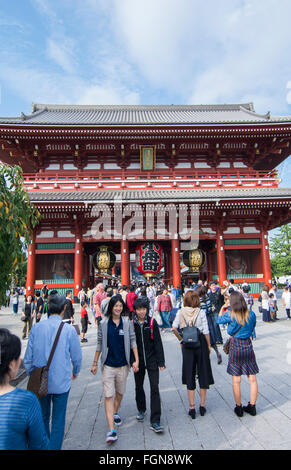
[227,337,259,376]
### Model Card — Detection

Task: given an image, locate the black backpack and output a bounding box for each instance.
[181,313,201,349]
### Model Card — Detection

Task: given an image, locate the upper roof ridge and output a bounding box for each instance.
[31,102,253,112]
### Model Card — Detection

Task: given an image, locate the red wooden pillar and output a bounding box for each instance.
[74,233,83,299]
[207,251,213,282]
[26,232,36,296]
[121,239,130,287]
[164,249,171,284]
[217,231,227,285]
[261,230,272,286]
[85,252,90,289]
[171,238,181,289]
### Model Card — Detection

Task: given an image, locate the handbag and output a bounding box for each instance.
[73,324,80,335]
[223,325,243,355]
[27,322,64,399]
[181,312,201,349]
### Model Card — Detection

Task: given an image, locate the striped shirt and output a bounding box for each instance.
[199,296,212,316]
[0,388,49,450]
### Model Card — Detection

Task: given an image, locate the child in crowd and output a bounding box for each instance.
[80,300,91,343]
[132,297,166,433]
[268,293,276,322]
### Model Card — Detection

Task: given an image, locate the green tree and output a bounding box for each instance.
[0,164,40,304]
[269,224,291,277]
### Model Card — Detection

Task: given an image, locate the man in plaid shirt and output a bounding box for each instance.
[157,288,173,330]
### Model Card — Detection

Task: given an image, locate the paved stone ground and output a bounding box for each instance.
[1,296,291,450]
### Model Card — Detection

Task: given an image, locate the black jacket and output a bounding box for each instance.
[63,298,75,320]
[208,290,224,314]
[131,314,165,370]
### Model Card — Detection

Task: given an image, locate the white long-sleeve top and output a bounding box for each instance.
[172,308,209,335]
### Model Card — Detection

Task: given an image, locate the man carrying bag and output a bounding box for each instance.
[24,293,82,450]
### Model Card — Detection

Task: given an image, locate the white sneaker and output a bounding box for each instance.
[113,413,122,426]
[106,430,118,443]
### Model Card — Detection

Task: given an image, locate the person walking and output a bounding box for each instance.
[261,285,271,323]
[146,283,156,316]
[35,291,44,323]
[5,289,10,308]
[157,288,173,331]
[132,297,165,433]
[282,286,291,320]
[269,284,278,319]
[126,285,138,318]
[63,290,75,324]
[172,290,214,419]
[120,285,128,304]
[21,295,36,339]
[197,286,222,364]
[11,290,19,315]
[101,288,113,317]
[217,291,259,417]
[80,300,91,343]
[24,293,82,450]
[0,328,49,450]
[91,296,139,444]
[77,288,86,304]
[93,283,107,327]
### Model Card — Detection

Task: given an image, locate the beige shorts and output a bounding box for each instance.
[102,365,130,398]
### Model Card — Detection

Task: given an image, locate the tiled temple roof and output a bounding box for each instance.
[1,103,291,126]
[28,187,291,203]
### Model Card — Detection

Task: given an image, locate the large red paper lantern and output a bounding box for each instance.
[135,242,163,279]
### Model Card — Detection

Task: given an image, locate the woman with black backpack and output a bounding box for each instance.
[172,290,214,419]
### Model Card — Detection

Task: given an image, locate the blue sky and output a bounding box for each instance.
[0,0,291,187]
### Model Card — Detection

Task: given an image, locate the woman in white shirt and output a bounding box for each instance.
[282,286,291,319]
[172,291,214,419]
[261,286,271,323]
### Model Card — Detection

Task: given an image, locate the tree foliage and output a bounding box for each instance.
[0,164,40,304]
[269,224,291,277]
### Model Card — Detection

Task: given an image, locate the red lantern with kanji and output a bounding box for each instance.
[135,242,163,279]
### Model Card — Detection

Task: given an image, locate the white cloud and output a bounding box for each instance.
[102,0,291,112]
[46,37,76,74]
[2,0,291,116]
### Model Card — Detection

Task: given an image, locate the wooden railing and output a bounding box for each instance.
[23,168,280,191]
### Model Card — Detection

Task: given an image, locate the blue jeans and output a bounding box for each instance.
[159,311,171,329]
[40,390,70,450]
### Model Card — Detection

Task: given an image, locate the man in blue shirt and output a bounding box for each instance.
[24,293,82,450]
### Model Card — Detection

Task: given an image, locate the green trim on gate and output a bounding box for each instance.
[212,276,263,294]
[38,279,74,284]
[46,287,74,296]
[213,274,261,279]
[224,238,260,245]
[36,243,75,250]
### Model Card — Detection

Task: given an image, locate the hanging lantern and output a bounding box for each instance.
[93,246,116,275]
[183,249,206,274]
[136,242,163,279]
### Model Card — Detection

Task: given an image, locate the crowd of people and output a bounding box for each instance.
[0,275,289,449]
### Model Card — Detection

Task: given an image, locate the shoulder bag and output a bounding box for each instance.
[223,324,243,355]
[27,322,64,399]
